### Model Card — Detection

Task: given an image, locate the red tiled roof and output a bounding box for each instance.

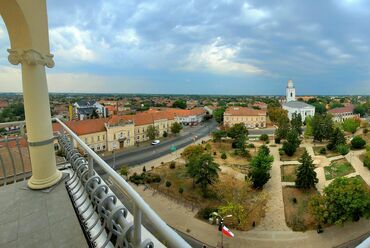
[328,105,354,114]
[109,111,175,126]
[54,119,108,135]
[224,107,266,116]
[0,100,9,108]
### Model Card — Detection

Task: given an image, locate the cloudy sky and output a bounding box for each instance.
[0,0,370,95]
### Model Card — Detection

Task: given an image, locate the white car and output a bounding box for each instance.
[151,140,160,145]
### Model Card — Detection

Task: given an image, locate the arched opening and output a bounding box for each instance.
[0,0,61,189]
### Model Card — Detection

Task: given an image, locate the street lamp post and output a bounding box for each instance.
[210,212,232,248]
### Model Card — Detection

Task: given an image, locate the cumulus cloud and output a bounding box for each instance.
[181,38,264,75]
[0,0,369,94]
[50,26,96,63]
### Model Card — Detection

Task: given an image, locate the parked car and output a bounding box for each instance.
[151,140,160,145]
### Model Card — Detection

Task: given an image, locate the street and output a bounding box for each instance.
[102,120,219,170]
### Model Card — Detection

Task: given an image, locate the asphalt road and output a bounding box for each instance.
[102,120,219,170]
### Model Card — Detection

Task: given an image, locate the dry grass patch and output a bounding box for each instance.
[280,147,307,161]
[313,146,340,158]
[281,164,299,182]
[282,186,318,231]
[148,161,267,231]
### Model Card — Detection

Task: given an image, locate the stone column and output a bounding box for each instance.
[8,48,62,189]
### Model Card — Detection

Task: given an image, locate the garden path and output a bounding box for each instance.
[254,147,290,231]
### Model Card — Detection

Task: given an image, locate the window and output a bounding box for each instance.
[97,136,100,141]
[85,138,88,144]
[102,135,105,140]
[137,136,140,140]
[91,137,94,143]
[102,145,106,150]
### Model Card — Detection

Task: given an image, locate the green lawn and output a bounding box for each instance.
[324,158,355,180]
[281,164,299,182]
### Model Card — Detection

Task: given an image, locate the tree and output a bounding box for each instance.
[327,127,346,151]
[282,129,301,156]
[304,116,313,138]
[309,177,370,225]
[213,107,226,123]
[351,136,366,149]
[311,102,327,114]
[228,123,249,155]
[291,113,302,135]
[186,153,220,196]
[119,166,129,177]
[0,103,25,122]
[172,100,187,109]
[170,122,182,135]
[312,114,334,142]
[146,125,159,140]
[354,105,366,117]
[342,118,360,134]
[248,146,274,189]
[212,130,227,142]
[227,123,248,140]
[275,115,290,140]
[259,134,269,142]
[295,151,318,189]
[268,107,288,124]
[182,144,204,159]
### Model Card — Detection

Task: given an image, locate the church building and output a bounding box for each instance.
[282,80,315,120]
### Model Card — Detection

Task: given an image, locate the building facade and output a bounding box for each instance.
[224,107,267,128]
[282,80,315,120]
[328,105,360,122]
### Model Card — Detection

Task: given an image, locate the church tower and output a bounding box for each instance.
[286,79,296,102]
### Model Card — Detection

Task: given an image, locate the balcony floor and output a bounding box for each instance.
[0,175,87,248]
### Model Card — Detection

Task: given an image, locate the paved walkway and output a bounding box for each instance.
[346,150,370,185]
[254,147,290,231]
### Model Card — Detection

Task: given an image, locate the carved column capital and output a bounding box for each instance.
[7,49,55,68]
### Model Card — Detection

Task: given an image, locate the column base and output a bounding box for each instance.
[27,170,63,190]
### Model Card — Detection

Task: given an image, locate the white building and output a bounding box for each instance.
[282,80,315,120]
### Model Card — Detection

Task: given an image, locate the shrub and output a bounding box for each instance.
[364,128,368,134]
[163,131,168,137]
[351,136,366,149]
[247,143,255,148]
[259,134,269,142]
[161,162,164,165]
[142,166,146,172]
[221,152,227,160]
[279,148,285,155]
[198,207,218,220]
[275,137,281,144]
[165,181,172,187]
[144,173,161,184]
[336,144,349,155]
[213,151,217,156]
[205,143,212,151]
[283,141,297,156]
[364,152,370,169]
[231,142,238,149]
[178,187,184,194]
[319,147,327,155]
[169,161,176,169]
[129,172,145,185]
[119,166,129,176]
